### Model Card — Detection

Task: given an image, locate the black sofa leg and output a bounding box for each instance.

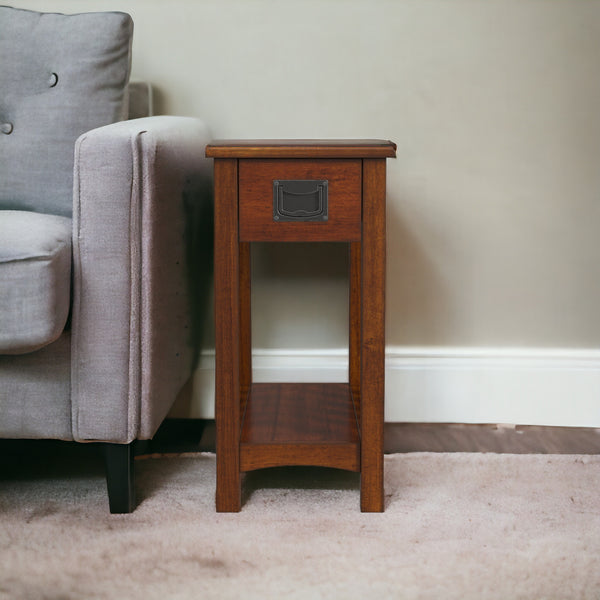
[104,442,135,514]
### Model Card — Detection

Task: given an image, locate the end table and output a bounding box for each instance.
[206,139,396,512]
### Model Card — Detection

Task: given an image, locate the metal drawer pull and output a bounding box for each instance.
[273,180,328,222]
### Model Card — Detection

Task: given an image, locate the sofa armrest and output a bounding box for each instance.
[71,116,212,443]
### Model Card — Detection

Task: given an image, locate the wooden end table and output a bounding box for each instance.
[206,139,396,512]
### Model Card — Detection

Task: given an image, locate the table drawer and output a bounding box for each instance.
[239,159,362,242]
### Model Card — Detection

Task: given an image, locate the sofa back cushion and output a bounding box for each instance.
[0,6,133,217]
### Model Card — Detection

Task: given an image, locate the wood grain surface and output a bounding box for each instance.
[238,159,362,242]
[240,383,360,472]
[206,139,397,159]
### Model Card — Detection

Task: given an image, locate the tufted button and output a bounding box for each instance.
[48,72,58,88]
[1,122,13,135]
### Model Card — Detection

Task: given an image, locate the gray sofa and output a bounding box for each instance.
[0,6,213,512]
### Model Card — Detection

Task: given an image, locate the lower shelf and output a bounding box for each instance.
[240,382,360,472]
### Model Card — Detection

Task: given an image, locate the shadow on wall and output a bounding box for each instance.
[149,85,167,116]
[251,242,349,349]
[184,171,214,371]
[251,241,349,280]
[386,189,455,347]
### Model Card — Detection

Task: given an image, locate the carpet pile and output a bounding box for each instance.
[1,452,599,599]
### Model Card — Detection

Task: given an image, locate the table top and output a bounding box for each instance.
[205,139,397,159]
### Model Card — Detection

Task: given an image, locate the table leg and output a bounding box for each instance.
[239,242,252,423]
[214,158,242,512]
[349,242,361,424]
[360,159,386,512]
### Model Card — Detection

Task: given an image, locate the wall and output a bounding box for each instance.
[12,0,600,425]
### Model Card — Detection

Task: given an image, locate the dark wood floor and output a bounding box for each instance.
[143,419,600,456]
[1,421,598,472]
[383,422,600,454]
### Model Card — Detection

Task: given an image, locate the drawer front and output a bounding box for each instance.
[239,159,362,242]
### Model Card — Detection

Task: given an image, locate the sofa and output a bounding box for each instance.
[0,6,213,512]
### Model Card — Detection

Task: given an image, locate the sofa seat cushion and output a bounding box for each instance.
[0,210,72,354]
[0,6,133,217]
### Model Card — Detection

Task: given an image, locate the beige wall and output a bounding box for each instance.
[11,1,600,422]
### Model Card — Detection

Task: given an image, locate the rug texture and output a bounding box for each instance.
[0,452,599,599]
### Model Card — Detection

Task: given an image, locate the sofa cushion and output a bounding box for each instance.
[0,210,72,354]
[0,6,133,217]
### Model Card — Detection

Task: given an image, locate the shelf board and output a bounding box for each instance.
[240,383,360,472]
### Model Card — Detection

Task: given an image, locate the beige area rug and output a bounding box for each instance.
[1,452,599,600]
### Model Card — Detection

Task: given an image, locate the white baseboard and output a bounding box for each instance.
[191,347,600,427]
